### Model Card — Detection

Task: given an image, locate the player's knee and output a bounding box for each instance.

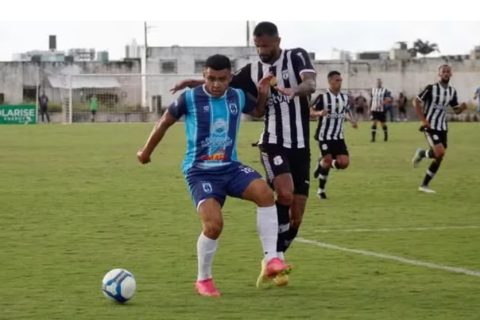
[198,199,223,239]
[203,219,223,240]
[276,188,294,206]
[337,159,349,169]
[434,148,445,160]
[435,152,445,162]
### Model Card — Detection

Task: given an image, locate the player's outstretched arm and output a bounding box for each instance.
[345,102,358,128]
[137,110,177,164]
[170,79,205,94]
[292,48,316,97]
[449,90,467,114]
[274,48,316,98]
[452,102,467,114]
[296,72,316,97]
[137,93,188,164]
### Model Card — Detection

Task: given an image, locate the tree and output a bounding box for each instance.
[410,39,440,57]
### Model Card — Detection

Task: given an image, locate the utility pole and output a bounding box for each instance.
[246,21,250,47]
[144,21,149,59]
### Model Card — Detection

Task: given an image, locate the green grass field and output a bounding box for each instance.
[1,122,480,320]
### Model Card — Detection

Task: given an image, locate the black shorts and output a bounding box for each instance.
[371,111,386,122]
[91,110,97,115]
[398,107,407,114]
[259,144,311,197]
[318,140,349,158]
[356,107,364,114]
[423,129,448,149]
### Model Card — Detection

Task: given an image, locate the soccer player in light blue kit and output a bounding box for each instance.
[137,54,291,297]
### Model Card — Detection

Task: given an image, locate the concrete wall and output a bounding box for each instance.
[0,61,141,104]
[2,49,480,112]
[313,58,480,102]
[0,62,24,104]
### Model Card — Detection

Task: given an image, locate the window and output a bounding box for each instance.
[161,60,177,74]
[23,86,37,102]
[194,60,206,74]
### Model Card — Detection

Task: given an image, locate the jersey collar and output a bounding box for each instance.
[327,88,340,96]
[202,85,228,99]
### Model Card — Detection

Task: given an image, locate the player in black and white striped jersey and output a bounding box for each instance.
[369,79,391,142]
[311,71,358,200]
[411,65,467,193]
[170,22,317,287]
[241,23,317,287]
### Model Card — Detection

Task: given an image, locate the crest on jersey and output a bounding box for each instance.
[282,69,289,80]
[228,103,238,115]
[202,182,213,194]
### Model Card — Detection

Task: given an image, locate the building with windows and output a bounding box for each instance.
[146,45,316,74]
[125,39,144,59]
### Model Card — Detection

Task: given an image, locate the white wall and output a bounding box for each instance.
[2,48,480,108]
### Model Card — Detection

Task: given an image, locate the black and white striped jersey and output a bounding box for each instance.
[417,82,459,131]
[370,87,390,112]
[230,48,316,149]
[312,89,350,141]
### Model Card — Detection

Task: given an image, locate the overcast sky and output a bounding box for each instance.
[1,21,479,61]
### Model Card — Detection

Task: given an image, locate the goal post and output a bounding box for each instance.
[46,73,198,124]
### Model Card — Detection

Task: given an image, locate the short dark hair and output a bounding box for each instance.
[253,22,279,37]
[438,64,451,71]
[327,71,341,79]
[205,54,231,71]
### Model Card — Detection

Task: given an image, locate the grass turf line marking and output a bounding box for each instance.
[296,237,480,278]
[313,226,480,233]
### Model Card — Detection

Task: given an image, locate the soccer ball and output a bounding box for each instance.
[102,269,136,303]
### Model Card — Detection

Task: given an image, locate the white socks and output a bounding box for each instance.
[197,205,278,281]
[197,232,218,281]
[257,205,279,262]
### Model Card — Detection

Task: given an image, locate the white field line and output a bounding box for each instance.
[295,237,480,278]
[312,226,480,233]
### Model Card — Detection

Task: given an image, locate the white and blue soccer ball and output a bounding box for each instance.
[102,269,136,303]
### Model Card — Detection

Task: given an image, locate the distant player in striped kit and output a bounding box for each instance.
[411,65,467,193]
[311,71,358,200]
[369,79,390,142]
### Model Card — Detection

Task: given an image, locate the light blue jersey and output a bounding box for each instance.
[168,85,255,175]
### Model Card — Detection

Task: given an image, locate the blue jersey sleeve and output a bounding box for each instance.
[168,92,188,119]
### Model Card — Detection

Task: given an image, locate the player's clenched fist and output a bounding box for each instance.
[137,149,151,164]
